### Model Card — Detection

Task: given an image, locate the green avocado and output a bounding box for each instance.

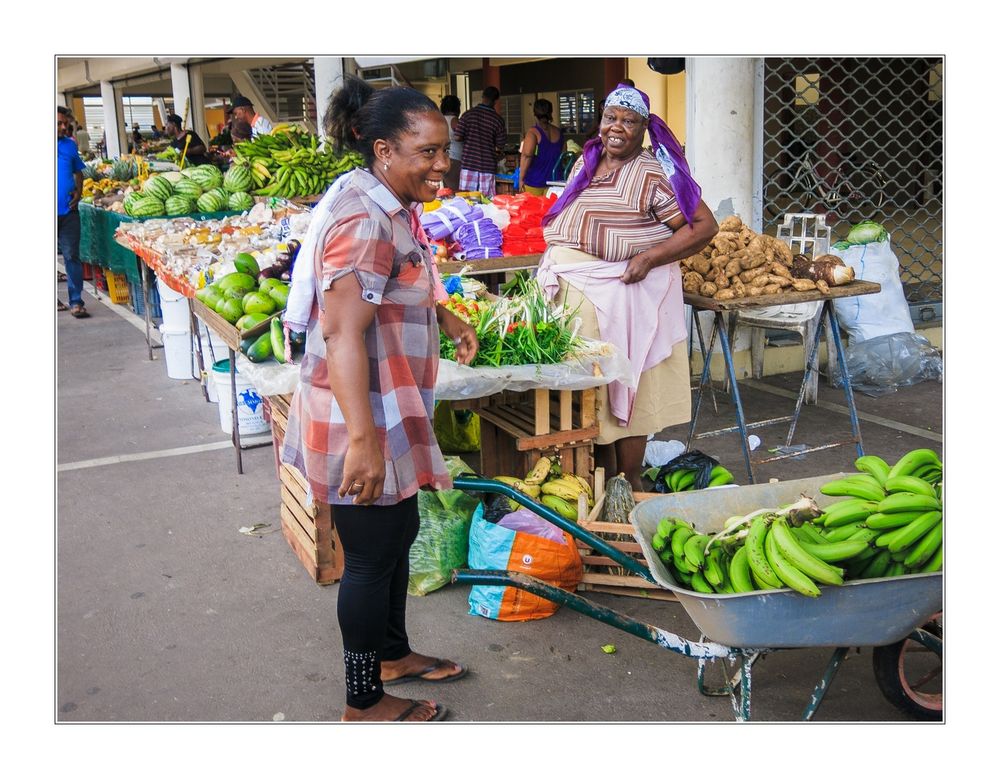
[218,297,244,324]
[242,291,277,316]
[217,272,257,292]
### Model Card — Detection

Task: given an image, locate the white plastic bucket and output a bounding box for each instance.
[157,277,190,332]
[206,367,220,403]
[159,325,196,380]
[213,359,270,436]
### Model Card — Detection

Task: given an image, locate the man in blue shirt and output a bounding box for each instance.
[57,106,89,318]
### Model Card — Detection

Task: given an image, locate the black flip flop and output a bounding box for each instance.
[57,300,69,311]
[393,700,448,722]
[383,659,468,686]
[70,305,90,319]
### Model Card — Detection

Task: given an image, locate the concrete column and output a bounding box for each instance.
[482,59,500,91]
[685,57,760,226]
[100,80,126,159]
[170,62,192,128]
[187,62,208,142]
[153,98,168,129]
[313,57,344,140]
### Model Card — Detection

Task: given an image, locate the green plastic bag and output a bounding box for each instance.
[409,456,481,596]
[433,401,481,453]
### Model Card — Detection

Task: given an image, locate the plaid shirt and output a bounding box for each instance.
[280,169,452,506]
[455,103,506,174]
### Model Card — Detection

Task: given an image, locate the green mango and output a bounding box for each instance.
[267,283,289,310]
[236,312,271,333]
[258,277,285,295]
[225,286,254,300]
[196,286,224,311]
[217,272,257,292]
[233,252,260,277]
[218,297,244,324]
[242,291,277,316]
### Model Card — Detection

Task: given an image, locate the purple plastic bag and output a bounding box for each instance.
[497,508,568,545]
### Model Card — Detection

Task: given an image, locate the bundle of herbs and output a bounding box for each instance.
[439,279,582,368]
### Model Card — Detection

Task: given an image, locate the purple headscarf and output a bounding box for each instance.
[542,83,702,227]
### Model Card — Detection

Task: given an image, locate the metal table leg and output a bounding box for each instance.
[824,301,865,458]
[139,259,153,361]
[229,347,243,475]
[715,312,755,483]
[189,300,209,402]
[687,312,720,451]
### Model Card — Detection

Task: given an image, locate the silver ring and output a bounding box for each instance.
[452,337,462,345]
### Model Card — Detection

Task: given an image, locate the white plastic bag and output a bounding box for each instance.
[830,236,914,343]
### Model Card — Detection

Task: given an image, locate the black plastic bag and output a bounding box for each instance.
[650,450,719,493]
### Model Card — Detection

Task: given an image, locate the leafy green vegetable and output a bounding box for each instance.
[845,220,888,246]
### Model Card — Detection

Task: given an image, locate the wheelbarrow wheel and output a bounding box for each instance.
[871,614,942,721]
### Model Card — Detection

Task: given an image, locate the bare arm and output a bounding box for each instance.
[621,200,719,285]
[70,171,83,210]
[322,273,385,504]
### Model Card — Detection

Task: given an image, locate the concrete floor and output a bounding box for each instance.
[56,278,944,725]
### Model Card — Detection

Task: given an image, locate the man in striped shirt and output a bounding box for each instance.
[454,86,506,199]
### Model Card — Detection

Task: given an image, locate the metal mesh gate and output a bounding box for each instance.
[762,57,942,304]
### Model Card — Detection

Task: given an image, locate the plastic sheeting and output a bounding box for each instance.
[235,336,634,401]
[434,337,635,400]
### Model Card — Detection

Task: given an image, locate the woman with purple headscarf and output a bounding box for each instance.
[537,83,719,489]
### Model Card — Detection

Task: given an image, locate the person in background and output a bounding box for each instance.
[231,95,272,137]
[230,119,252,145]
[164,113,210,166]
[210,106,234,148]
[517,98,564,196]
[439,94,462,192]
[57,106,89,318]
[74,122,91,156]
[453,86,506,198]
[280,74,477,723]
[151,124,163,140]
[537,83,718,489]
[131,123,143,151]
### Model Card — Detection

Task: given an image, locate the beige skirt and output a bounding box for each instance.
[549,246,691,445]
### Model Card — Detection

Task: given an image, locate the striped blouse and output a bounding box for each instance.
[280,169,452,506]
[542,149,682,259]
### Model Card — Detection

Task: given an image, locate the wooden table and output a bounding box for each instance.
[437,254,542,293]
[685,280,882,482]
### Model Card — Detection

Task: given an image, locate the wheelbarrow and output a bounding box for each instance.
[451,474,943,721]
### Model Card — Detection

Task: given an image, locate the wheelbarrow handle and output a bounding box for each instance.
[453,568,739,660]
[452,475,655,583]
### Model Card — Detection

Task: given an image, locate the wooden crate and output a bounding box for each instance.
[575,483,678,602]
[266,393,345,586]
[470,387,599,486]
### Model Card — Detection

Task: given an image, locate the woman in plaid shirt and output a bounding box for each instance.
[281,76,477,722]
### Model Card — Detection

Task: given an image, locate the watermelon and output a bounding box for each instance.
[130,196,166,217]
[161,171,184,185]
[142,175,174,200]
[190,165,223,191]
[164,195,195,216]
[228,191,254,211]
[223,163,253,193]
[196,191,227,213]
[122,191,144,214]
[174,178,203,199]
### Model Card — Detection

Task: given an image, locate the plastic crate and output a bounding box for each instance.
[105,271,131,304]
[128,277,162,319]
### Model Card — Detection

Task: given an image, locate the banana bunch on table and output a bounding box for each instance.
[650,449,943,596]
[494,456,593,521]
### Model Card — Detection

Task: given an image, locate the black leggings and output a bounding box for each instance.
[331,495,420,710]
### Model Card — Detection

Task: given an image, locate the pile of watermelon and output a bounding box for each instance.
[123,164,256,218]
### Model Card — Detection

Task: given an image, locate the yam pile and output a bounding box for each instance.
[680,215,854,301]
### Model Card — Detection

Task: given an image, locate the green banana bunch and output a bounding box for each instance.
[657,464,734,493]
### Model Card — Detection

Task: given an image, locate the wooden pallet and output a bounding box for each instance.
[266,393,344,586]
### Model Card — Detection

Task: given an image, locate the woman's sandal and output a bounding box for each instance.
[394,700,448,722]
[382,658,468,686]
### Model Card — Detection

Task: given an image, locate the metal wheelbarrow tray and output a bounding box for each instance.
[628,474,942,649]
